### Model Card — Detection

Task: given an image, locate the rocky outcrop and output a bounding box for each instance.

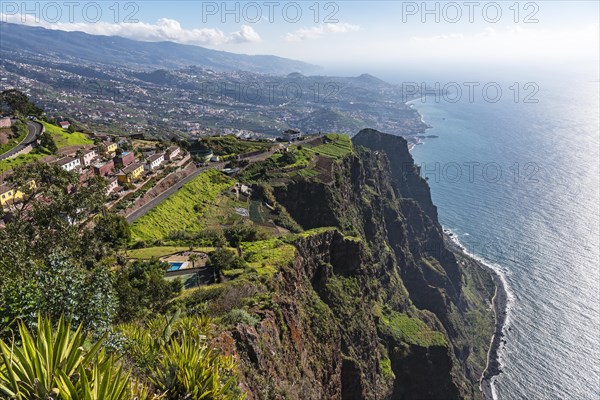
[230,129,495,399]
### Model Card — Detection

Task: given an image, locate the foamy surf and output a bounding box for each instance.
[443,227,514,400]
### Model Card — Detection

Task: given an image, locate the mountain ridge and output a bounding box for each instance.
[0,22,319,74]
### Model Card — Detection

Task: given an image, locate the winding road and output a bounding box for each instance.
[0,120,42,161]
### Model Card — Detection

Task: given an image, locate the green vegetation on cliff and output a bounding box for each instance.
[379,310,447,347]
[0,128,496,400]
[306,133,353,160]
[241,239,296,278]
[240,133,353,184]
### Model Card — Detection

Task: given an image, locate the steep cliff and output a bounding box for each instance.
[225,129,495,399]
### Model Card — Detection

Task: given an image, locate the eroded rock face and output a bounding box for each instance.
[229,129,494,400]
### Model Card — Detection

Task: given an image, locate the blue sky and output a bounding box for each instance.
[2,1,598,74]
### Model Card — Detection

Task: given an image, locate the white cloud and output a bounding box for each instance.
[0,15,261,46]
[229,24,262,44]
[284,23,360,42]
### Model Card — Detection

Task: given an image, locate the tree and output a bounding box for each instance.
[10,119,28,139]
[206,248,247,282]
[67,124,76,133]
[39,131,58,153]
[93,213,131,250]
[0,89,42,116]
[188,253,199,269]
[114,259,182,322]
[179,139,190,150]
[33,253,117,333]
[224,225,265,247]
[2,163,107,260]
[0,163,120,337]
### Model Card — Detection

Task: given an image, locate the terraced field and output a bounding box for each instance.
[130,170,235,242]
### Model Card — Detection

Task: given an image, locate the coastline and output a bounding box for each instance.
[444,232,509,400]
[478,259,508,400]
[406,100,508,399]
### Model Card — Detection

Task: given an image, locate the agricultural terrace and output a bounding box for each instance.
[198,135,273,157]
[240,133,354,183]
[130,170,235,243]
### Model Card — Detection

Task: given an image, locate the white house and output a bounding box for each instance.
[145,153,165,171]
[79,149,98,166]
[165,146,181,161]
[56,157,81,172]
[105,177,119,195]
[282,129,302,141]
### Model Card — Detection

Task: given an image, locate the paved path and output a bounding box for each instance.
[0,121,42,161]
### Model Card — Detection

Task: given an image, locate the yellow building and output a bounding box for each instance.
[0,184,25,207]
[1,185,16,206]
[117,162,144,184]
[102,141,118,157]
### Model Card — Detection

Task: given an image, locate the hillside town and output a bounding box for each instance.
[1,118,185,209]
[0,101,309,224]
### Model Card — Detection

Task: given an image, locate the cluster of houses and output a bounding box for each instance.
[1,136,182,209]
[55,141,182,192]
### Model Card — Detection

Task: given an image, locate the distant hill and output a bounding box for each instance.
[0,22,319,75]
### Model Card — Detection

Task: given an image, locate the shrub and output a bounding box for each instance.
[220,309,260,327]
[114,259,182,322]
[0,315,157,400]
[224,225,266,247]
[117,315,244,399]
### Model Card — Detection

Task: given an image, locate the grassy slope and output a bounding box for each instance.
[0,151,50,173]
[1,123,92,172]
[41,121,94,147]
[130,170,235,243]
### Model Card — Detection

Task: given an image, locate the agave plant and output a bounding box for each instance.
[118,314,244,400]
[0,315,159,400]
[54,352,131,400]
[149,334,242,400]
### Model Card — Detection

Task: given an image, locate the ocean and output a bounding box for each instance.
[403,75,600,399]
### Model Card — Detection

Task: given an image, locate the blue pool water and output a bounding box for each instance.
[167,262,184,272]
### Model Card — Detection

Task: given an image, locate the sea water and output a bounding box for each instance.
[406,74,600,399]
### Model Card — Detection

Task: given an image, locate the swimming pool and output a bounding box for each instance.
[167,262,184,272]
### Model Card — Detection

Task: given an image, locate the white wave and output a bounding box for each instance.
[443,226,516,400]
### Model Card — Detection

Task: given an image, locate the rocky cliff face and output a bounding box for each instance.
[228,129,495,399]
